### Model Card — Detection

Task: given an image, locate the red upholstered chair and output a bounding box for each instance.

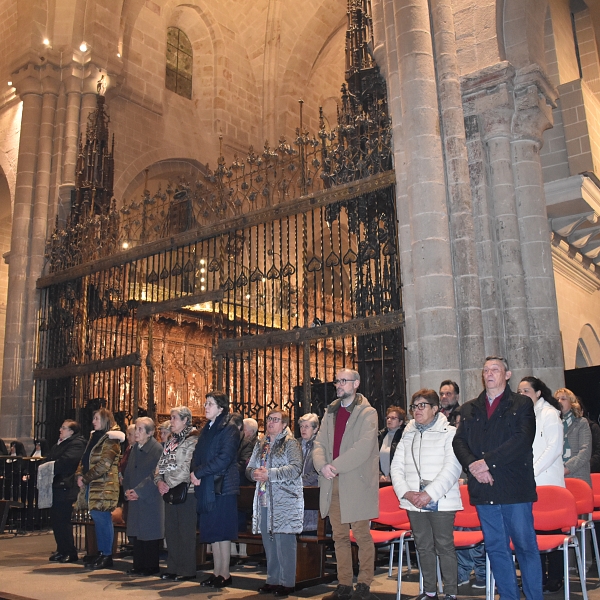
[513,486,588,600]
[564,478,600,585]
[349,485,412,600]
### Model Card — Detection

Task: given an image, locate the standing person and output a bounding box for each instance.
[154,406,199,582]
[378,406,406,482]
[247,408,303,597]
[44,420,86,563]
[240,418,259,485]
[190,392,240,589]
[298,413,320,533]
[453,356,542,600]
[439,381,460,426]
[76,408,125,570]
[123,417,164,576]
[119,424,136,523]
[556,388,592,484]
[312,368,379,600]
[390,389,462,600]
[517,377,564,487]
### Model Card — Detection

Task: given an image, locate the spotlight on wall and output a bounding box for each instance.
[7,81,12,87]
[79,42,88,52]
[117,52,121,58]
[43,38,50,46]
[122,242,129,249]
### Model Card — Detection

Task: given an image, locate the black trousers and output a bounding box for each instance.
[50,493,77,556]
[132,538,161,571]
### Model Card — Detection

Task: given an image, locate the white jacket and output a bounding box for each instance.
[533,398,565,487]
[390,412,463,512]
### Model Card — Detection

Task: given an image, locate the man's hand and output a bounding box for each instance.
[379,474,391,483]
[321,464,338,480]
[253,466,269,482]
[469,459,489,475]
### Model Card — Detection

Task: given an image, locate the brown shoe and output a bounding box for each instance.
[323,585,354,600]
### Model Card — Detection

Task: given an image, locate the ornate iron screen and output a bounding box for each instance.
[33,0,405,439]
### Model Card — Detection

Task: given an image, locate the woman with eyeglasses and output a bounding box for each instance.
[247,408,303,598]
[190,392,240,589]
[390,389,463,600]
[154,406,199,582]
[378,405,406,482]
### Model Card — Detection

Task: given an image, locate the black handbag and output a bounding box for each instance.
[162,481,188,505]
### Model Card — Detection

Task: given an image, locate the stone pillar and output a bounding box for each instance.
[512,67,564,390]
[430,0,485,397]
[20,70,61,426]
[0,67,43,439]
[392,0,461,389]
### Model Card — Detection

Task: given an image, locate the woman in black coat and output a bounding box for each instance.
[44,420,86,563]
[191,391,240,588]
[123,417,165,576]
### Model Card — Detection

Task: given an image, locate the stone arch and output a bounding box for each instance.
[115,152,208,203]
[576,323,600,368]
[502,0,549,69]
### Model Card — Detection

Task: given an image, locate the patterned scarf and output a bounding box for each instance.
[157,424,193,475]
[258,439,271,499]
[563,410,573,462]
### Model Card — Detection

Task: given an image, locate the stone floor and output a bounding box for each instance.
[0,531,594,600]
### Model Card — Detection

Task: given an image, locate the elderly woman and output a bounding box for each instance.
[76,408,125,570]
[154,406,199,581]
[158,420,171,446]
[190,392,240,588]
[391,389,462,600]
[379,405,407,482]
[44,420,86,563]
[297,413,320,534]
[247,409,303,597]
[517,377,564,487]
[123,417,164,576]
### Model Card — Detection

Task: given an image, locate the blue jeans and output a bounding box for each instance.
[90,510,114,555]
[477,503,543,600]
[456,535,486,582]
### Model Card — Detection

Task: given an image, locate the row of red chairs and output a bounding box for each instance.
[351,478,600,600]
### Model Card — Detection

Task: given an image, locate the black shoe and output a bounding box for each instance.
[59,554,78,564]
[273,586,294,597]
[126,568,145,576]
[160,572,177,580]
[201,574,217,587]
[142,568,160,576]
[258,583,277,594]
[213,575,232,588]
[49,552,65,562]
[173,574,196,582]
[89,554,113,570]
[323,585,354,600]
[543,580,563,594]
[83,554,99,564]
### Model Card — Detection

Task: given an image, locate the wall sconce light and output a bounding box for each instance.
[79,42,88,52]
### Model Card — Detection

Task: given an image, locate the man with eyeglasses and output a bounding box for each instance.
[313,368,379,600]
[439,380,460,426]
[452,356,542,600]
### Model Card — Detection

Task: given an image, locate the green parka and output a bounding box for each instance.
[76,425,125,512]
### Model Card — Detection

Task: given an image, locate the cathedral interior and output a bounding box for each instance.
[0,0,600,444]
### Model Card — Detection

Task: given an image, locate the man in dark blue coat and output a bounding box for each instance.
[453,356,542,600]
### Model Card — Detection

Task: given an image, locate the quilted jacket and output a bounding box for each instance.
[246,427,304,535]
[76,425,125,512]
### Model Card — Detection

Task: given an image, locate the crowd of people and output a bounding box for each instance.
[3,359,599,600]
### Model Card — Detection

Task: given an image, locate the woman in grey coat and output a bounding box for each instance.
[123,417,164,576]
[247,409,303,597]
[297,413,319,533]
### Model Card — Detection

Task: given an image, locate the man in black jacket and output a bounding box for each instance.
[452,356,542,600]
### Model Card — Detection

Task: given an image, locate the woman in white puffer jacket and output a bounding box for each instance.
[390,389,463,600]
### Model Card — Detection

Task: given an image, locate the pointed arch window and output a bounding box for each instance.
[166,27,193,99]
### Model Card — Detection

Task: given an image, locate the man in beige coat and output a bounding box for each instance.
[313,368,380,600]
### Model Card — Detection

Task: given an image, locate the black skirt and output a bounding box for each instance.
[198,493,238,543]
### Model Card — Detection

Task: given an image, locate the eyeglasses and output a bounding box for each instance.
[333,378,357,386]
[204,402,217,408]
[410,402,432,411]
[267,416,282,423]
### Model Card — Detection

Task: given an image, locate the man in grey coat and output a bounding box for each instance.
[313,369,380,600]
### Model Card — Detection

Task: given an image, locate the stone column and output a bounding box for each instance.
[20,70,61,424]
[392,0,461,389]
[430,0,485,397]
[1,67,43,439]
[512,66,564,390]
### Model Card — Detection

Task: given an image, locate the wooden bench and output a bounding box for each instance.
[234,486,336,590]
[0,500,24,533]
